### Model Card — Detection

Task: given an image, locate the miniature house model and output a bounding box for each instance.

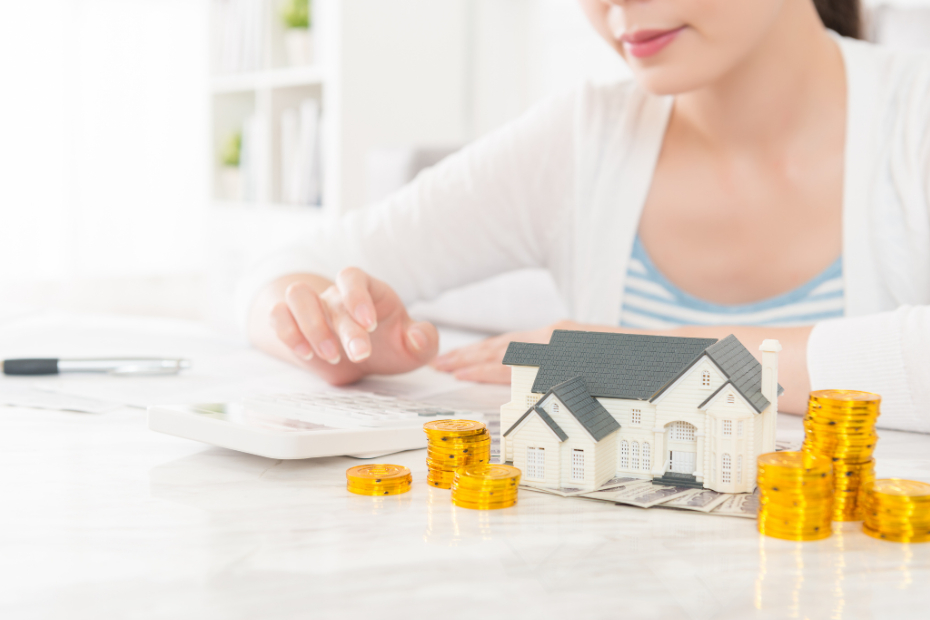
[500,331,782,494]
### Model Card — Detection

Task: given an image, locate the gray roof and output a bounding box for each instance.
[502,330,783,413]
[503,330,716,400]
[550,376,621,441]
[503,405,568,442]
[703,335,783,413]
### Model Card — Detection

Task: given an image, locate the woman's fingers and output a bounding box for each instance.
[335,267,378,333]
[270,301,314,360]
[284,282,342,364]
[452,361,511,384]
[322,284,375,363]
[405,321,440,362]
[432,336,506,372]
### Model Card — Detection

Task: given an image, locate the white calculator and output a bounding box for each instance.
[148,390,487,460]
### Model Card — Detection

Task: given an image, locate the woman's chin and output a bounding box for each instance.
[629,63,718,97]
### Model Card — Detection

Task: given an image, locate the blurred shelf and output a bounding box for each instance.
[211,66,327,93]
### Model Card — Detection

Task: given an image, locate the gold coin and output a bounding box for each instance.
[862,523,930,543]
[452,496,517,510]
[809,389,882,405]
[423,419,486,437]
[429,431,491,444]
[346,482,411,496]
[456,463,522,481]
[346,463,411,483]
[868,479,930,501]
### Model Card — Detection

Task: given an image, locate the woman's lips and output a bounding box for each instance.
[620,26,686,59]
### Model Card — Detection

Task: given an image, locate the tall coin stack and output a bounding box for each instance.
[423,420,491,489]
[803,390,881,521]
[451,464,521,510]
[757,451,835,541]
[346,464,412,496]
[861,479,930,543]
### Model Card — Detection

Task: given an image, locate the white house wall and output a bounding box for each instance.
[539,395,613,491]
[510,415,561,488]
[704,393,756,494]
[500,365,540,462]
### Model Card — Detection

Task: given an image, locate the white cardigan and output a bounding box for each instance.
[241,36,930,433]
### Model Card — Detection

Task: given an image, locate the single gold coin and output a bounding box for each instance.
[868,479,930,501]
[456,463,521,481]
[346,464,411,482]
[423,419,486,437]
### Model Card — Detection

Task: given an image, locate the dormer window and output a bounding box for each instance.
[701,370,711,387]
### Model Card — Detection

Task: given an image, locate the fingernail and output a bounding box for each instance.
[355,305,377,332]
[408,326,428,352]
[294,342,314,360]
[347,338,370,362]
[319,340,341,364]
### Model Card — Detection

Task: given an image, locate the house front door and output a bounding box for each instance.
[670,450,696,474]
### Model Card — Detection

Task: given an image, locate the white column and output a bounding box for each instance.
[693,432,705,481]
[652,426,664,476]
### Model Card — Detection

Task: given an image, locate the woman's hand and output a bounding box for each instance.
[249,268,439,385]
[430,320,585,383]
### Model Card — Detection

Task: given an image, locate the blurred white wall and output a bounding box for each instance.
[0,0,210,287]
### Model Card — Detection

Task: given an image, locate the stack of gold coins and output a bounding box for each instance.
[757,451,835,541]
[423,420,491,489]
[803,390,881,521]
[861,479,930,543]
[346,464,412,496]
[451,464,521,510]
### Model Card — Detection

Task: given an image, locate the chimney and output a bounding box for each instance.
[759,339,781,412]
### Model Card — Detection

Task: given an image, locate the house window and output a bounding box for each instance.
[642,442,651,471]
[631,409,642,425]
[727,393,735,404]
[620,440,629,469]
[571,449,584,481]
[701,370,711,387]
[552,402,560,414]
[526,447,545,480]
[712,453,716,483]
[738,421,744,437]
[723,420,732,436]
[525,395,538,409]
[737,455,743,483]
[631,442,640,470]
[722,454,732,484]
[669,421,696,442]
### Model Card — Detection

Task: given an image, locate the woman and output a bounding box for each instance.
[244,0,930,431]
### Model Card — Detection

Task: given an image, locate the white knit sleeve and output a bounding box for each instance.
[807,306,930,433]
[235,89,578,330]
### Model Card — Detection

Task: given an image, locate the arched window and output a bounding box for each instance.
[737,455,743,483]
[642,443,651,471]
[631,442,640,470]
[701,370,711,387]
[722,454,732,484]
[727,393,735,404]
[551,402,560,414]
[669,421,696,441]
[620,440,629,469]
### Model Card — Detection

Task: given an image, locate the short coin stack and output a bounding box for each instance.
[802,390,881,521]
[451,464,521,510]
[423,420,491,489]
[861,479,930,543]
[757,451,834,541]
[346,464,412,496]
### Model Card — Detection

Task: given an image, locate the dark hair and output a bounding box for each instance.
[813,0,862,39]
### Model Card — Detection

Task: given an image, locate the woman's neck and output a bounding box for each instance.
[674,1,846,152]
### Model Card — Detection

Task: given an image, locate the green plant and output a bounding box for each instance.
[220,131,241,167]
[281,0,311,30]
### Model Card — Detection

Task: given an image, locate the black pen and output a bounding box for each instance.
[2,358,191,376]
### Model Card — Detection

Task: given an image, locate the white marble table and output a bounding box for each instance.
[1,399,928,620]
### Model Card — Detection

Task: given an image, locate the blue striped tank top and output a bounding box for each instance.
[619,236,845,329]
